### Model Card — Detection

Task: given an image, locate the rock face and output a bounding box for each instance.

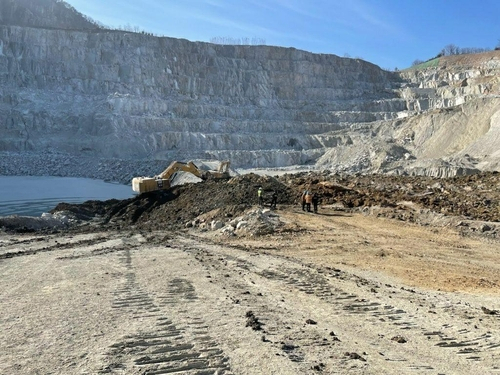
[0,0,499,180]
[0,0,99,30]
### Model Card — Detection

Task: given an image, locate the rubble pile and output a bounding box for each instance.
[0,212,73,233]
[185,207,284,237]
[47,173,294,232]
[30,170,499,237]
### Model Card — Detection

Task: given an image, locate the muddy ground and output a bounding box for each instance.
[1,171,500,374]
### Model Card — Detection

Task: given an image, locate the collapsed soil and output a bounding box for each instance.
[49,171,500,232]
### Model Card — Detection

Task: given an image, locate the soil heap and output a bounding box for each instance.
[37,171,500,238]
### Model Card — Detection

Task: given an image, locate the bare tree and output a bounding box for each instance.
[440,44,490,56]
[251,37,266,45]
[210,37,266,46]
[460,47,490,54]
[412,59,424,66]
[441,44,460,56]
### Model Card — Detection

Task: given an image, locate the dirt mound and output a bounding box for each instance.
[50,173,293,231]
[0,214,69,233]
[51,199,122,220]
[47,171,499,236]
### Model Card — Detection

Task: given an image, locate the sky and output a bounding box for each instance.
[63,0,500,70]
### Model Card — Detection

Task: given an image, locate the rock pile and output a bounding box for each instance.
[0,211,75,233]
[191,207,283,237]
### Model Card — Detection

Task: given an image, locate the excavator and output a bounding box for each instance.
[132,160,231,194]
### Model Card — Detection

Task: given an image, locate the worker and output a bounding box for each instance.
[312,192,319,213]
[301,189,309,211]
[258,186,263,206]
[271,190,278,209]
[305,191,313,212]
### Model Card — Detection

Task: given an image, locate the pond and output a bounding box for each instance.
[0,176,134,217]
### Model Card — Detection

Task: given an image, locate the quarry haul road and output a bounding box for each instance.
[1,208,500,374]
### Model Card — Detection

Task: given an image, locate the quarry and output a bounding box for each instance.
[1,2,500,180]
[1,1,500,374]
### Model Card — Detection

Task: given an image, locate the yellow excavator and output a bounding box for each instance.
[132,160,231,194]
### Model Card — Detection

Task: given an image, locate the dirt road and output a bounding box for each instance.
[1,207,500,374]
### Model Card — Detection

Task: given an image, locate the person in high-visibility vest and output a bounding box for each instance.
[258,187,263,206]
[305,191,313,212]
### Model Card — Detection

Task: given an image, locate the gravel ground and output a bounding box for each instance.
[2,208,500,374]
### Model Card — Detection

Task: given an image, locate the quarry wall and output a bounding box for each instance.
[0,22,499,177]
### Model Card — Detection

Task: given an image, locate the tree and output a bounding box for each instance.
[441,44,460,56]
[209,37,266,46]
[440,44,490,56]
[460,47,490,54]
[412,59,424,66]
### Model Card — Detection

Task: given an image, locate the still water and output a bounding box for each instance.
[0,176,134,217]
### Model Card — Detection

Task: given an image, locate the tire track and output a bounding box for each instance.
[257,264,500,370]
[0,234,109,259]
[174,236,500,372]
[100,248,232,374]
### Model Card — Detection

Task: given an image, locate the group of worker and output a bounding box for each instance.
[257,186,320,213]
[301,189,319,213]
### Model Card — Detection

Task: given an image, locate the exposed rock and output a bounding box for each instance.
[391,335,407,343]
[0,212,73,232]
[210,220,224,230]
[245,311,263,331]
[481,306,499,315]
[1,1,499,180]
[345,352,366,361]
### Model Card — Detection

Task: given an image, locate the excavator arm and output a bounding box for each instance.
[132,160,230,194]
[158,161,203,180]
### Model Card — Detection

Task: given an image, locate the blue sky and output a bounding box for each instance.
[64,0,500,70]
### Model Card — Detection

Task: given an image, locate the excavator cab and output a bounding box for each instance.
[132,175,167,194]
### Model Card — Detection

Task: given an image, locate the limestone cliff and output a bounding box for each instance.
[0,0,499,179]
